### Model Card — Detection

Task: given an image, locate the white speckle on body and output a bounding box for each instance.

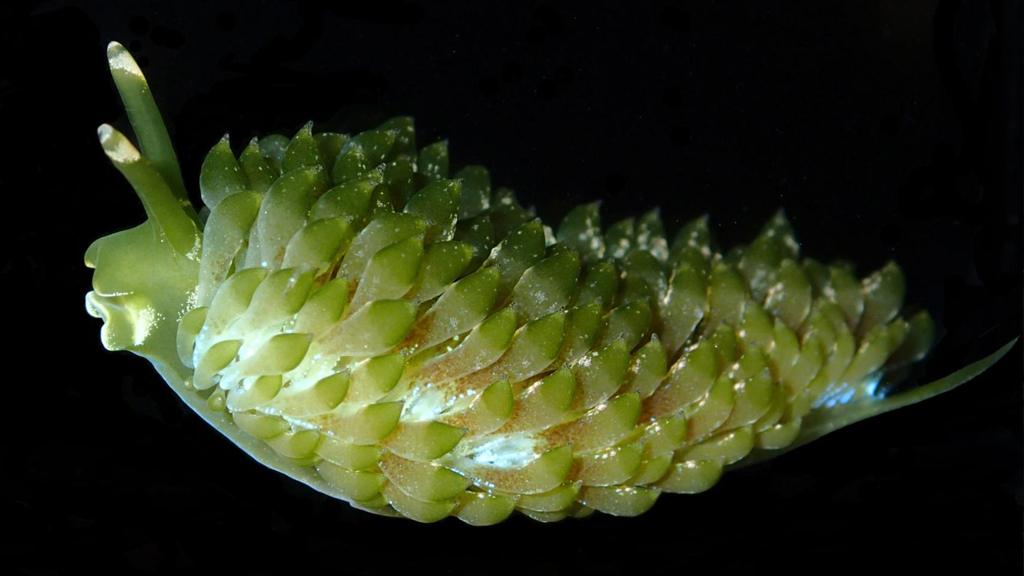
[460,434,539,468]
[132,306,159,346]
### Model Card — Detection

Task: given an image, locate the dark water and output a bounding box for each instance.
[3,1,1021,574]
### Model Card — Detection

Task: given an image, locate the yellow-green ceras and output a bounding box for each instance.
[86,42,1014,525]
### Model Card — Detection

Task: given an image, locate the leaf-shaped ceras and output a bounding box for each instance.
[85,42,1015,525]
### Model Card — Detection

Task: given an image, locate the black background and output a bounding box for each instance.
[3,1,1022,574]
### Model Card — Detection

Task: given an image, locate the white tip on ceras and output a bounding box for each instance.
[97,124,141,164]
[106,41,146,79]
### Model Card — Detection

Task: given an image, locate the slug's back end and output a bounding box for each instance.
[85,42,1015,524]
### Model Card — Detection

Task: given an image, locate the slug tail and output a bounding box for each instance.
[791,336,1017,451]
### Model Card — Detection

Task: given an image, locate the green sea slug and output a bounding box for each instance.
[85,41,1015,524]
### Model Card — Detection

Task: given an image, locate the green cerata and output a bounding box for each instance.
[85,41,1015,524]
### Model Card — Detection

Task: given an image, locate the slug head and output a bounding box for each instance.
[85,44,201,375]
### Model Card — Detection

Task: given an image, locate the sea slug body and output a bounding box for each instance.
[85,42,1014,524]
